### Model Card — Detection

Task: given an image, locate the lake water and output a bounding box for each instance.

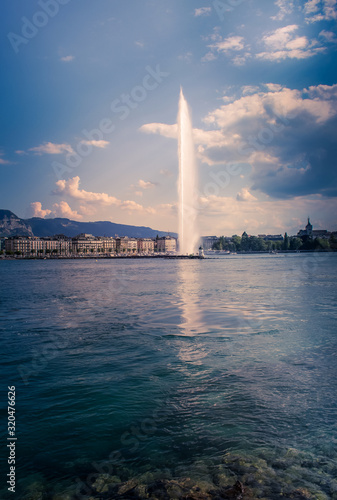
[1,254,337,499]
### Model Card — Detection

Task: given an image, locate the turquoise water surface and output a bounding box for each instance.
[1,254,337,499]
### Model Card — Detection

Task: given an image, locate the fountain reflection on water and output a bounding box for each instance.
[177,261,204,336]
[176,261,209,372]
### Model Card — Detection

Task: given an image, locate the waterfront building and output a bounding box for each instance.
[137,238,155,253]
[5,236,32,254]
[0,237,7,251]
[115,237,127,253]
[71,234,115,254]
[43,236,71,254]
[71,234,101,253]
[97,236,116,253]
[115,236,137,253]
[201,236,218,250]
[4,236,71,254]
[297,218,313,238]
[157,236,177,253]
[312,230,329,239]
[127,238,138,253]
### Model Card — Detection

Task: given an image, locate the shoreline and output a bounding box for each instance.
[0,254,204,260]
[1,249,336,261]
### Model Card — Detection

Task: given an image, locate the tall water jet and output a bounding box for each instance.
[178,88,199,255]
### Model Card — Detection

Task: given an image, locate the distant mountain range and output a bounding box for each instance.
[0,210,175,239]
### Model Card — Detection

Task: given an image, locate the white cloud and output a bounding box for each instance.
[304,0,337,22]
[135,41,145,48]
[28,142,74,155]
[0,157,11,165]
[271,0,294,20]
[264,83,283,92]
[194,7,212,16]
[60,55,75,62]
[54,176,155,214]
[138,179,156,189]
[30,201,83,220]
[236,188,258,202]
[140,122,231,161]
[141,83,337,200]
[54,176,120,205]
[324,0,337,20]
[120,200,155,214]
[241,85,261,95]
[201,51,217,62]
[0,150,14,165]
[202,33,247,63]
[257,47,325,61]
[80,140,109,148]
[23,139,108,157]
[319,29,337,42]
[140,122,177,139]
[232,53,251,66]
[257,25,325,60]
[261,24,299,50]
[304,0,321,14]
[52,201,83,219]
[210,35,245,53]
[204,92,267,129]
[29,202,52,218]
[205,85,337,132]
[142,84,337,151]
[286,36,309,50]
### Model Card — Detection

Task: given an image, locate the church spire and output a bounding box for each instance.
[306,217,313,235]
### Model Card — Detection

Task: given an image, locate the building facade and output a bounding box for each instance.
[72,234,116,253]
[5,236,71,254]
[72,234,100,253]
[297,218,313,238]
[201,236,218,250]
[115,237,137,253]
[98,237,117,253]
[137,238,155,253]
[3,234,179,256]
[157,236,177,253]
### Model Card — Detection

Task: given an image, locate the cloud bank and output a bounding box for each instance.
[29,177,156,221]
[141,83,337,200]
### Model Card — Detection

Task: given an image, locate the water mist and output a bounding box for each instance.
[177,88,199,255]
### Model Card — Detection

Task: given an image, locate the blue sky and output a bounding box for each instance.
[1,0,337,236]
